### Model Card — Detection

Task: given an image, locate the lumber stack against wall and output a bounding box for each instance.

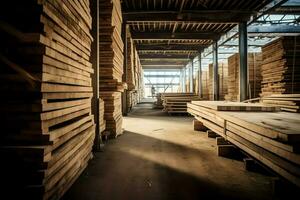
[261,36,300,97]
[0,1,95,199]
[125,30,144,111]
[187,101,300,187]
[161,93,200,113]
[261,94,300,112]
[208,63,228,100]
[225,53,262,101]
[99,0,124,137]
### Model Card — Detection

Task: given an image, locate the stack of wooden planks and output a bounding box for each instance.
[162,93,201,113]
[225,53,262,101]
[0,0,95,199]
[100,98,106,134]
[125,29,143,110]
[187,101,300,187]
[261,94,300,112]
[261,36,300,97]
[100,92,123,137]
[208,63,228,100]
[99,0,124,137]
[155,93,164,109]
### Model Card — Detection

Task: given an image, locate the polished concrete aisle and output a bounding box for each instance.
[63,101,277,200]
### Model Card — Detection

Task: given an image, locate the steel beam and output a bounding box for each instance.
[123,10,253,23]
[213,41,219,100]
[139,54,193,59]
[121,23,128,115]
[239,22,248,102]
[182,68,186,92]
[198,54,202,98]
[190,61,194,93]
[91,0,102,151]
[131,32,219,40]
[136,44,205,51]
[248,25,300,33]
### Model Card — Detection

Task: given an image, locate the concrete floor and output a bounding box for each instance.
[63,101,278,200]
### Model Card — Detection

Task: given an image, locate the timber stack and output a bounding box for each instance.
[0,0,95,199]
[225,53,262,101]
[162,93,200,113]
[125,29,143,111]
[261,94,300,112]
[187,101,300,188]
[208,63,228,100]
[99,0,124,137]
[100,98,106,134]
[260,36,300,97]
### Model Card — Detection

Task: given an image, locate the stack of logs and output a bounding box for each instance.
[261,36,300,97]
[0,0,95,199]
[99,0,124,137]
[208,63,228,100]
[225,53,262,101]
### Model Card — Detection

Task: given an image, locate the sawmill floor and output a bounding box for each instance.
[63,100,279,200]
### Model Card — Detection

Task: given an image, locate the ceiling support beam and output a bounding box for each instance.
[136,44,205,51]
[239,22,248,102]
[123,10,253,23]
[139,54,195,59]
[248,25,300,33]
[131,32,219,40]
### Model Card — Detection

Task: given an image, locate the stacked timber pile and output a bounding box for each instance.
[100,98,106,134]
[208,63,228,100]
[261,36,300,97]
[99,0,124,137]
[0,0,95,199]
[125,31,143,111]
[187,101,300,188]
[162,93,200,113]
[225,53,262,101]
[100,92,123,137]
[155,93,164,109]
[261,94,300,112]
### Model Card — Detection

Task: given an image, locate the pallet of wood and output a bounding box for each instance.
[162,93,201,113]
[187,101,300,187]
[261,94,300,112]
[261,36,300,97]
[0,0,95,199]
[100,91,123,137]
[225,53,262,101]
[208,63,228,100]
[99,0,124,135]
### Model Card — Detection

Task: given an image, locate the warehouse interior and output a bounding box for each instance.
[0,0,300,199]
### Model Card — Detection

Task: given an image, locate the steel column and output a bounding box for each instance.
[190,61,194,93]
[182,68,186,92]
[198,54,202,98]
[213,40,219,100]
[239,22,248,101]
[121,23,128,115]
[91,0,103,151]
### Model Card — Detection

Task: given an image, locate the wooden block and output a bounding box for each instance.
[193,120,208,131]
[207,130,218,138]
[216,137,231,145]
[217,144,237,157]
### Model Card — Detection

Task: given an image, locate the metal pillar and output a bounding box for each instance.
[182,68,186,92]
[91,0,103,151]
[239,22,248,102]
[213,40,219,100]
[121,23,128,115]
[198,54,202,98]
[190,61,194,93]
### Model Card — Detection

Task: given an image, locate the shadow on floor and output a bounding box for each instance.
[63,131,276,200]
